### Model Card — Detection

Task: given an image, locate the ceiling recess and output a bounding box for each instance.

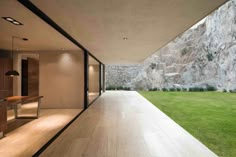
[2,17,23,25]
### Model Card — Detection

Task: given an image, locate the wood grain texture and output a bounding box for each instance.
[27,57,39,96]
[0,101,7,133]
[88,92,99,104]
[0,108,81,157]
[40,91,218,157]
[0,58,13,99]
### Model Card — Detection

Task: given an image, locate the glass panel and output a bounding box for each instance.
[88,56,100,104]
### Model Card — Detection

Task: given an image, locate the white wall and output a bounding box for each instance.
[14,51,84,109]
[89,65,99,93]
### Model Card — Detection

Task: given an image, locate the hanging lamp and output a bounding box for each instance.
[5,36,28,77]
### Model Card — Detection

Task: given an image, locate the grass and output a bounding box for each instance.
[139,91,236,157]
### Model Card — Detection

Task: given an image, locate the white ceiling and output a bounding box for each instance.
[0,0,80,52]
[31,0,227,64]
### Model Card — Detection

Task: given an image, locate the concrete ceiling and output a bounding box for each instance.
[31,0,227,64]
[89,56,99,65]
[0,0,80,52]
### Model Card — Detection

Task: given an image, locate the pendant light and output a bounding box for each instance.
[5,36,28,77]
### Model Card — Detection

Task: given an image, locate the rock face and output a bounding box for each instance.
[106,0,236,91]
[105,65,141,88]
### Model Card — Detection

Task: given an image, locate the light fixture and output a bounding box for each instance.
[5,70,19,77]
[5,36,28,77]
[6,17,14,22]
[13,21,20,25]
[2,17,23,26]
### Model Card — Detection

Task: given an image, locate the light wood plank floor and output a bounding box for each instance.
[40,91,218,157]
[0,108,81,157]
[89,92,99,104]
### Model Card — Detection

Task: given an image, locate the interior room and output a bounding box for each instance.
[88,56,100,104]
[0,0,84,156]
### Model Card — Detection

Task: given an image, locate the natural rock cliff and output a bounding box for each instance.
[106,0,236,91]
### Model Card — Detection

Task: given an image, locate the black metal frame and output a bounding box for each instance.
[32,108,86,157]
[99,63,102,96]
[18,0,102,64]
[102,64,106,93]
[17,0,104,156]
[17,0,104,107]
[84,51,89,109]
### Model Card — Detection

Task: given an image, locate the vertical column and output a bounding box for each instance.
[103,64,106,93]
[84,51,88,109]
[99,63,102,96]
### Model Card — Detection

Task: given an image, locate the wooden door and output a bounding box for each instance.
[21,59,28,96]
[27,58,39,96]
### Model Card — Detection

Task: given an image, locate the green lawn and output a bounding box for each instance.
[139,91,236,157]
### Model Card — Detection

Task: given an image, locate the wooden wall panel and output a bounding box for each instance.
[0,101,7,133]
[27,58,39,96]
[0,58,13,99]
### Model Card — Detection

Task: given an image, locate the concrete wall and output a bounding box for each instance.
[89,65,99,93]
[14,51,84,109]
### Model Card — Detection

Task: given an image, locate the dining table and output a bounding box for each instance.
[0,96,43,138]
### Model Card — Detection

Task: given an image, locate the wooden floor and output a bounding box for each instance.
[0,108,81,157]
[7,102,39,122]
[88,92,99,104]
[40,91,218,157]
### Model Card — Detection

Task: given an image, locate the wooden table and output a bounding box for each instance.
[0,96,43,138]
[5,96,43,119]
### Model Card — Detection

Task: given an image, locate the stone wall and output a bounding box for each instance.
[105,64,140,88]
[106,0,236,91]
